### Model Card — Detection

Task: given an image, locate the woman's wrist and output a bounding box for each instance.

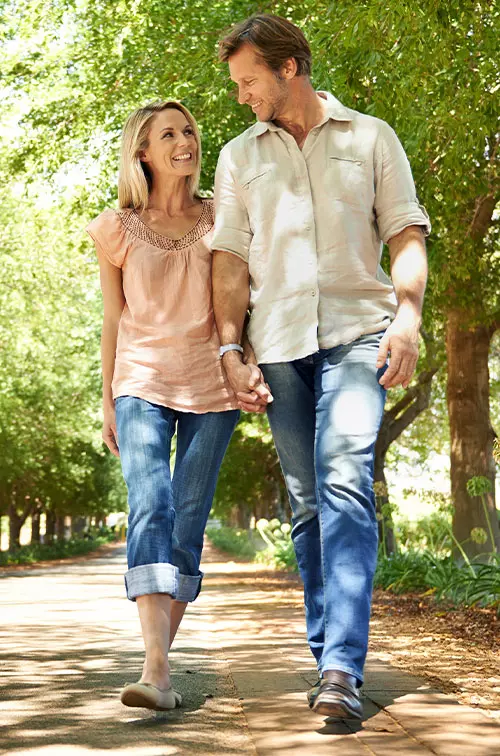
[103,393,115,413]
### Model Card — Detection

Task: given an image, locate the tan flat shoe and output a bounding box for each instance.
[120,681,182,710]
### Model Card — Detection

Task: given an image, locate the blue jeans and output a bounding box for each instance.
[260,332,387,684]
[115,396,239,602]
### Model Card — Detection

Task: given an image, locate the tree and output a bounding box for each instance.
[0,188,125,547]
[311,1,500,556]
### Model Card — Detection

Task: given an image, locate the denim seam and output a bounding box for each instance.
[313,371,328,675]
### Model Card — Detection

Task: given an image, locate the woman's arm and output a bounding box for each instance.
[96,245,125,456]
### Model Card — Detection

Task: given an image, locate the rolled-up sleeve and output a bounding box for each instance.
[211,146,253,263]
[374,121,431,243]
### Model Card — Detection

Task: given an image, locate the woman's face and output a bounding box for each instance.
[140,108,198,179]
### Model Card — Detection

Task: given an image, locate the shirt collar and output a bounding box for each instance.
[249,91,352,138]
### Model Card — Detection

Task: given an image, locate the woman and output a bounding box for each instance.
[86,101,240,711]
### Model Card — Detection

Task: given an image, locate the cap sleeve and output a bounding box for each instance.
[204,197,215,220]
[86,209,129,268]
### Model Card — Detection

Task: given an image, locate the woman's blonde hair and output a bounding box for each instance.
[118,100,202,211]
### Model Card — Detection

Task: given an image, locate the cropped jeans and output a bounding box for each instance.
[261,332,387,684]
[115,396,239,603]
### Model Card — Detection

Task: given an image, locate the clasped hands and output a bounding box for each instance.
[222,349,273,413]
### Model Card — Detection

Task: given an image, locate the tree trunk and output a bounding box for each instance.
[31,512,41,543]
[272,479,287,522]
[230,503,251,529]
[45,510,56,543]
[373,453,396,556]
[446,309,499,559]
[72,516,87,538]
[56,515,65,541]
[8,505,23,550]
[8,498,33,550]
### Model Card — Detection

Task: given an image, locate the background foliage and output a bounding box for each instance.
[0,1,498,555]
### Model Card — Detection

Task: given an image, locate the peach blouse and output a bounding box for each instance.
[86,199,238,413]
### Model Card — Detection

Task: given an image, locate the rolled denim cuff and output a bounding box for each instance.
[176,570,204,603]
[125,562,179,602]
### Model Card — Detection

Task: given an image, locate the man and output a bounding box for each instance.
[211,14,429,719]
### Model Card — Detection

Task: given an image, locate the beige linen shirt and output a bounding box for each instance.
[212,92,430,364]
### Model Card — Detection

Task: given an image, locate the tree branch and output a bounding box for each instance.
[488,310,500,334]
[467,195,498,242]
[376,365,439,457]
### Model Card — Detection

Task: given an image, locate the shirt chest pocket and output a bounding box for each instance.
[327,154,373,209]
[236,165,275,228]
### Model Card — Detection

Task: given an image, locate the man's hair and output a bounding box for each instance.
[218,14,312,77]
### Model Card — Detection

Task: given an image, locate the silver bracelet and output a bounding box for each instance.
[219,343,244,358]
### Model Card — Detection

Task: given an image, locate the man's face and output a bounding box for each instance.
[228,43,289,122]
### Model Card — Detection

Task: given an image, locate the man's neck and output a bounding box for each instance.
[273,82,326,147]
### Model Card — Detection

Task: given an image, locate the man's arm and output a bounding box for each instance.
[212,251,272,410]
[376,225,428,389]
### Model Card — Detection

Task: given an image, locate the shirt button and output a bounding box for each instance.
[311,290,317,297]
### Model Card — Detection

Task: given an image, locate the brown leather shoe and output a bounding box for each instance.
[310,678,363,719]
[306,679,322,708]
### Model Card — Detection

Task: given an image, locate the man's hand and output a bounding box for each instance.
[223,351,273,413]
[376,313,420,389]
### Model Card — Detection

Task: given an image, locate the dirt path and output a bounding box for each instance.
[369,589,499,716]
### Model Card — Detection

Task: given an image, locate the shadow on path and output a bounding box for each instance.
[0,542,498,755]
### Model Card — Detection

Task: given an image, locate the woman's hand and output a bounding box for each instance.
[222,351,273,413]
[239,333,270,412]
[103,403,119,457]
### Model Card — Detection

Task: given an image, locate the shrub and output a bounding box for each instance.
[0,535,114,566]
[205,526,258,559]
[254,519,298,572]
[375,550,500,614]
[397,489,453,554]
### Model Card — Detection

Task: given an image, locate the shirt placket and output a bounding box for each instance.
[278,131,320,350]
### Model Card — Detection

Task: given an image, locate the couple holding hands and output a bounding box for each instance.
[87,14,429,721]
